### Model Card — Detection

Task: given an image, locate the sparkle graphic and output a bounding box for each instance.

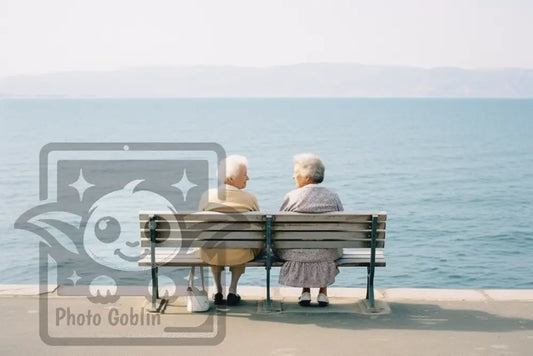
[171,169,198,201]
[69,168,95,201]
[66,270,81,285]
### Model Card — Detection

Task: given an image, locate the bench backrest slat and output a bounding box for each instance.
[139,211,265,222]
[273,222,386,231]
[140,211,265,248]
[272,232,385,248]
[273,212,387,223]
[139,211,387,249]
[139,221,264,231]
[271,212,386,249]
[143,238,265,248]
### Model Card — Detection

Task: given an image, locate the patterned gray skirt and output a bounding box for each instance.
[276,248,342,287]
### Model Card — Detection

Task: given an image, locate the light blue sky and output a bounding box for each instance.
[1,0,532,77]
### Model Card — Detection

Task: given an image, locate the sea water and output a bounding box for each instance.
[1,98,532,289]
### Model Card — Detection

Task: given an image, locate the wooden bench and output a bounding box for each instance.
[139,211,387,312]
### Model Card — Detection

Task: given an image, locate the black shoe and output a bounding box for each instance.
[214,292,224,305]
[227,293,241,306]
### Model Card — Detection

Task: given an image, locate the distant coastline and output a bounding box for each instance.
[1,63,533,98]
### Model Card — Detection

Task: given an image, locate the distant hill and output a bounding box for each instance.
[1,63,533,98]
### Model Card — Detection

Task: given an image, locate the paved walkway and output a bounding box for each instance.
[1,286,532,355]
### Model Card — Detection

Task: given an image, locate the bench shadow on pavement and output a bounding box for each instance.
[164,298,533,333]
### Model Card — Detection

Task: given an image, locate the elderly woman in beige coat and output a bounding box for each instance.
[199,154,261,306]
[276,153,343,307]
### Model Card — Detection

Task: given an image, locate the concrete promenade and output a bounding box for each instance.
[1,285,532,356]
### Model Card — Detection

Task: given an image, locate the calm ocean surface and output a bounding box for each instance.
[1,98,532,289]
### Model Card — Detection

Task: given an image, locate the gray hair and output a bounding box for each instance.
[222,154,248,179]
[293,153,325,183]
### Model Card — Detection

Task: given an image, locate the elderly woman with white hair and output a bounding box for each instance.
[199,154,261,306]
[276,153,344,307]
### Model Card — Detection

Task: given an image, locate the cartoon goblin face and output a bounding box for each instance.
[83,180,181,271]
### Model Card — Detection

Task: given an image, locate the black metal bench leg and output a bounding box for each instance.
[155,267,159,299]
[266,265,271,312]
[265,215,273,312]
[366,214,378,310]
[149,215,158,311]
[367,265,375,309]
[151,265,159,310]
[366,266,370,300]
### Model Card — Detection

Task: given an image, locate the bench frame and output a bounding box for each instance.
[144,212,384,313]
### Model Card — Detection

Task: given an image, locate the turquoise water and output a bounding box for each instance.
[1,98,532,289]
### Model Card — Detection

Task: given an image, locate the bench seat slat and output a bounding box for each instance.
[141,240,384,248]
[138,250,385,267]
[140,222,386,232]
[273,231,385,239]
[140,230,385,239]
[140,212,386,223]
[273,241,384,248]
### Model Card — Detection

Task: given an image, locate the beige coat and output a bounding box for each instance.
[199,185,260,266]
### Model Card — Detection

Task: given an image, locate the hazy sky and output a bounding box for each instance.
[1,0,532,77]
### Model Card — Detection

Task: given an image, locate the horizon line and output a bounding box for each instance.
[2,62,533,80]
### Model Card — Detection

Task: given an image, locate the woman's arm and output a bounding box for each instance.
[279,193,293,211]
[336,194,344,211]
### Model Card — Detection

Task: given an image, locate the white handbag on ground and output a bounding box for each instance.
[186,266,210,312]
